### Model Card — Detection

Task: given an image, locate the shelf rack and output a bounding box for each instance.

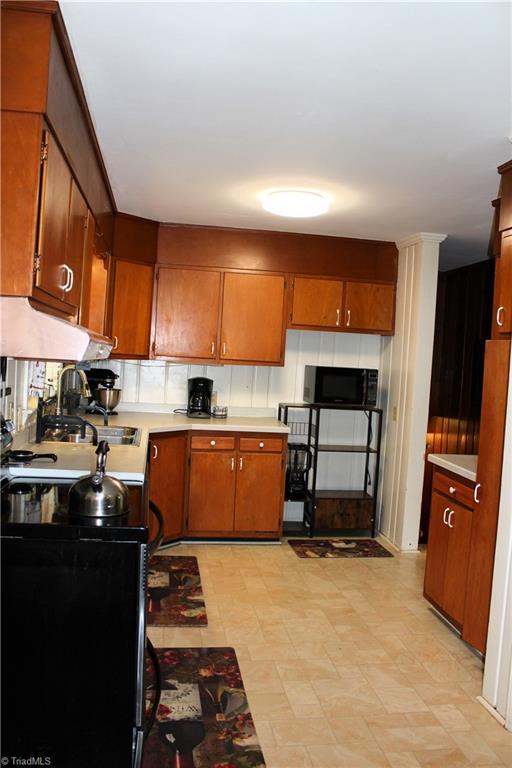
[278,403,383,538]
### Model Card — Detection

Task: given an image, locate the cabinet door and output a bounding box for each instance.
[80,217,110,335]
[110,259,154,357]
[290,277,343,329]
[443,502,473,626]
[154,267,221,359]
[64,180,87,308]
[463,340,511,652]
[495,231,512,335]
[149,434,187,541]
[344,282,395,333]
[234,453,284,533]
[424,491,450,608]
[36,131,72,302]
[220,273,285,364]
[187,452,236,532]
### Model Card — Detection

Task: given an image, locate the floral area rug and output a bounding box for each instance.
[288,538,393,558]
[147,556,207,627]
[143,647,265,768]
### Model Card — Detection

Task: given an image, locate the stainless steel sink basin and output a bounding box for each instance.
[44,426,141,447]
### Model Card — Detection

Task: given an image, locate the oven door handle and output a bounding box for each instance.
[148,500,164,556]
[144,637,162,740]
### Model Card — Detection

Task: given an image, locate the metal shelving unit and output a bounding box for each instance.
[278,403,383,537]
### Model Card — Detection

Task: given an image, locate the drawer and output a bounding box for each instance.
[432,468,474,509]
[190,436,235,451]
[239,437,283,453]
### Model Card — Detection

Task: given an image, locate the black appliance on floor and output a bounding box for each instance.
[1,475,163,767]
[187,376,213,418]
[285,442,312,501]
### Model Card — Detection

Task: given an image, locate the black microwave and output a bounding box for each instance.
[303,366,378,406]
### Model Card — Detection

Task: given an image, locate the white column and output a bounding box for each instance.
[378,232,446,551]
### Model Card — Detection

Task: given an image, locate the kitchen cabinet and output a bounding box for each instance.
[498,160,512,232]
[288,276,395,334]
[149,433,187,542]
[494,231,512,336]
[109,259,154,357]
[186,433,285,537]
[343,281,395,333]
[79,217,110,335]
[462,339,511,652]
[152,269,286,366]
[289,276,344,329]
[153,267,221,360]
[424,468,474,628]
[65,180,88,309]
[219,273,286,364]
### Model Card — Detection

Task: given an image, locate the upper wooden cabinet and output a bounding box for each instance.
[110,259,154,357]
[152,269,286,365]
[153,267,221,360]
[79,217,110,335]
[290,277,344,329]
[344,282,395,333]
[289,277,395,334]
[220,273,286,364]
[494,231,512,336]
[498,160,512,232]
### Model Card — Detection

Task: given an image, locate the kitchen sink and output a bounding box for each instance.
[44,426,142,447]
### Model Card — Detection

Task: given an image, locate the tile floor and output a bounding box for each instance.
[147,539,512,768]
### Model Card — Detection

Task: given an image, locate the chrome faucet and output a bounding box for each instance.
[56,365,91,416]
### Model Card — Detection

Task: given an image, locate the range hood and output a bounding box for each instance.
[0,297,113,361]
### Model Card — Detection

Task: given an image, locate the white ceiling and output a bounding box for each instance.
[60,1,511,270]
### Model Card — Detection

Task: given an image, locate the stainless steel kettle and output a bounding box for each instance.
[69,440,128,517]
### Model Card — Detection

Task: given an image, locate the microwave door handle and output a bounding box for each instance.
[148,500,164,556]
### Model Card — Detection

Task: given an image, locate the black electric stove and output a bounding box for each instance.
[1,475,148,542]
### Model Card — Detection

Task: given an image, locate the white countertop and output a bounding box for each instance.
[8,411,289,482]
[428,453,477,482]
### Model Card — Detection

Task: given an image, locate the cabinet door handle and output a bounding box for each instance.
[222,342,227,356]
[443,507,450,525]
[113,335,119,351]
[447,510,454,528]
[346,309,351,327]
[152,444,158,459]
[211,341,215,355]
[65,266,74,293]
[449,486,456,495]
[336,308,340,327]
[210,440,216,446]
[231,457,235,471]
[496,306,504,327]
[473,483,481,504]
[259,442,264,448]
[60,265,72,291]
[239,457,243,470]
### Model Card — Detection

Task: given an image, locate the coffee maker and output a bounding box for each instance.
[285,443,312,501]
[187,377,213,419]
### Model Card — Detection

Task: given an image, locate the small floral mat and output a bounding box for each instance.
[147,555,207,627]
[288,538,393,558]
[143,647,265,768]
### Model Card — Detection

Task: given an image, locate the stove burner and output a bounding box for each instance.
[2,450,58,466]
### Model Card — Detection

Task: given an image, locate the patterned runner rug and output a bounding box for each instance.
[288,538,393,558]
[147,555,207,627]
[143,647,265,768]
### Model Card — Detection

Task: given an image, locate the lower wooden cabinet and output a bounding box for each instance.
[149,433,187,542]
[424,469,473,628]
[187,433,286,537]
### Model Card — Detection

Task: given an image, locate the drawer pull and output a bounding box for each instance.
[443,507,450,525]
[210,440,216,446]
[473,483,481,504]
[449,486,456,495]
[447,510,454,528]
[259,442,264,448]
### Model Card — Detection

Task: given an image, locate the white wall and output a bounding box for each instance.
[378,233,446,551]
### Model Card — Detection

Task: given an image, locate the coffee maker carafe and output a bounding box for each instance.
[285,442,312,501]
[187,377,213,419]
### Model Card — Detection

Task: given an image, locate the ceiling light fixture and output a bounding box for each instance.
[261,189,329,218]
